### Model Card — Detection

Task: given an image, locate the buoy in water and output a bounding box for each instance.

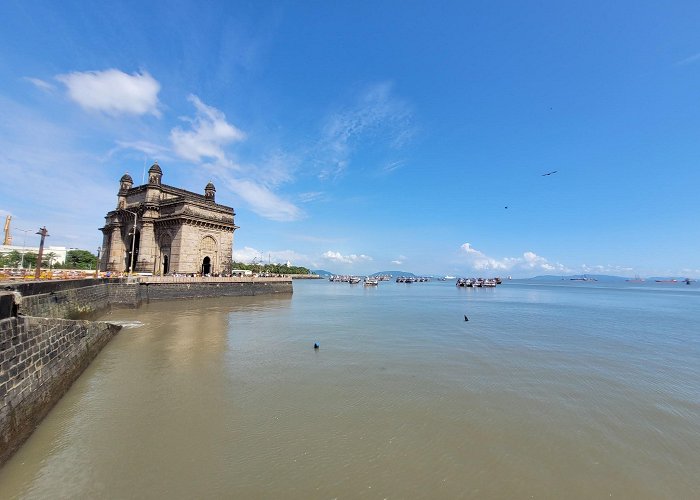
[314,342,320,349]
[464,315,469,322]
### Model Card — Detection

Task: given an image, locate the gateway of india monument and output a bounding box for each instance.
[99,162,238,275]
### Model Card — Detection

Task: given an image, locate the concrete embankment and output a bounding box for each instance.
[0,276,292,466]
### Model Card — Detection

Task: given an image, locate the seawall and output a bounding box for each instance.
[0,314,121,465]
[0,276,292,466]
[1,276,293,319]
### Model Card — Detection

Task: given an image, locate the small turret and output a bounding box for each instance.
[120,173,134,191]
[204,181,216,202]
[148,162,162,185]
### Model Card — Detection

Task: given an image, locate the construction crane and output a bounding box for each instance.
[3,215,11,245]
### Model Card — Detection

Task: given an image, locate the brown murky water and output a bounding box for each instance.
[1,281,698,498]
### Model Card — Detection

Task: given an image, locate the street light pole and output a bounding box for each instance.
[124,210,138,277]
[34,226,49,280]
[16,227,31,269]
[95,246,102,278]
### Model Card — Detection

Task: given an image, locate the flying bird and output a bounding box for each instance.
[541,170,558,176]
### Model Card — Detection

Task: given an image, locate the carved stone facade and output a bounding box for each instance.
[99,163,238,275]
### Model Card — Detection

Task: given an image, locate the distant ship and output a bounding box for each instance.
[655,279,678,283]
[571,275,597,281]
[626,275,645,283]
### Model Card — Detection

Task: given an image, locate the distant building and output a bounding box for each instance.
[0,245,67,266]
[99,163,238,275]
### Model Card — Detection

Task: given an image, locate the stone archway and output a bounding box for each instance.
[159,234,172,275]
[200,235,218,275]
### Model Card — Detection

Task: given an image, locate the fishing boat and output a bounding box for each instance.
[348,276,361,284]
[364,277,379,286]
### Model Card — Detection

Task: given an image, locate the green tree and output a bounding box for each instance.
[225,259,310,275]
[23,252,38,268]
[64,249,97,270]
[1,251,18,267]
[43,251,57,269]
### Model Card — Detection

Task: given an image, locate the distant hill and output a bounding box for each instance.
[311,269,334,276]
[530,274,627,282]
[312,269,428,278]
[370,270,417,277]
[648,277,691,282]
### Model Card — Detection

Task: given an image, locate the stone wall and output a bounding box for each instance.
[0,276,292,467]
[2,279,111,320]
[0,316,121,465]
[1,278,292,320]
[140,279,292,301]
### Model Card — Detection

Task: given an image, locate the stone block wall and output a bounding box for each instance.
[107,282,142,308]
[140,280,292,301]
[0,316,121,465]
[19,283,111,319]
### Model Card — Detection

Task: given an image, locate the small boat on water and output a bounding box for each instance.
[348,276,361,284]
[364,277,379,286]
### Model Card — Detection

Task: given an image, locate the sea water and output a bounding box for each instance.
[0,279,698,498]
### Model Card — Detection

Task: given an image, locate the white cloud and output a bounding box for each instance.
[169,96,303,221]
[0,96,118,249]
[56,69,161,116]
[222,177,301,221]
[232,246,311,267]
[580,264,635,274]
[24,77,56,92]
[460,243,569,274]
[113,140,172,159]
[677,52,700,65]
[381,159,406,175]
[170,95,245,162]
[322,250,373,264]
[297,191,326,203]
[391,254,407,265]
[317,82,413,180]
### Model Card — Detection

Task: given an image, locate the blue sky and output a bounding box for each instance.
[1,1,699,278]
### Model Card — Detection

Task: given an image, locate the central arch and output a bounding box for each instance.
[199,235,218,275]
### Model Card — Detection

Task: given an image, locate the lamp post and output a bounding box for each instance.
[124,210,138,277]
[95,246,102,278]
[16,227,31,269]
[34,226,49,280]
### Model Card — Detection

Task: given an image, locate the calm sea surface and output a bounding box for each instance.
[1,279,699,498]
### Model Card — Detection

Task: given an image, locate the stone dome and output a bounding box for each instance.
[120,173,133,183]
[148,162,162,174]
[205,181,216,191]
